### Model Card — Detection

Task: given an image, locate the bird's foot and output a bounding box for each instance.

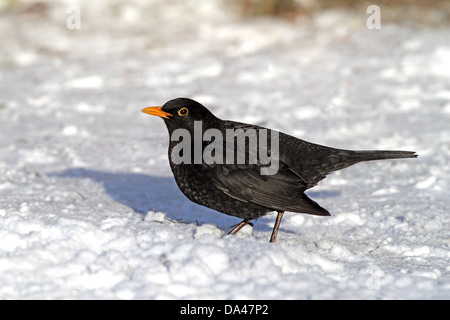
[269,211,285,243]
[228,219,253,236]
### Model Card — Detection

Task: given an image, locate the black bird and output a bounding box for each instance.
[142,98,417,242]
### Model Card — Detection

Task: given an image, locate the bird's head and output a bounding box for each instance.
[142,97,217,132]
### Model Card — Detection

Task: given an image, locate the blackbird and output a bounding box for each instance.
[142,98,417,242]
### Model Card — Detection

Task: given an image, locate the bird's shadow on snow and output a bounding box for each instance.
[51,168,340,233]
[52,168,239,228]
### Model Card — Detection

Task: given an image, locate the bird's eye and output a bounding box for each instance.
[178,107,189,117]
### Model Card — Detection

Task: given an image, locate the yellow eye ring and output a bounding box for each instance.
[178,107,189,116]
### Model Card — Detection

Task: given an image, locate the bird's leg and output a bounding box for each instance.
[228,219,252,236]
[269,211,285,243]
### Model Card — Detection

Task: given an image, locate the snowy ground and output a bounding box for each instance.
[1,0,449,299]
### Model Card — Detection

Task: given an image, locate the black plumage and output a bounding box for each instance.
[142,98,417,242]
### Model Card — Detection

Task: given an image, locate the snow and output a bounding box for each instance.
[1,0,449,299]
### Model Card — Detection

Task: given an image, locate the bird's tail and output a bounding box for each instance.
[346,150,418,163]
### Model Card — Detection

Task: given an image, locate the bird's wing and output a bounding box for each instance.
[210,162,330,216]
[219,121,349,189]
[278,133,357,188]
[278,134,417,188]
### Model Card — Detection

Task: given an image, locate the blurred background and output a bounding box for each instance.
[1,0,449,63]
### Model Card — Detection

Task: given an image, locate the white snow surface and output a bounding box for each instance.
[1,0,449,299]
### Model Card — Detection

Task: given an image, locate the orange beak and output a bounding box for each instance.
[141,106,172,119]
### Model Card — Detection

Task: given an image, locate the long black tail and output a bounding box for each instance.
[347,150,418,163]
